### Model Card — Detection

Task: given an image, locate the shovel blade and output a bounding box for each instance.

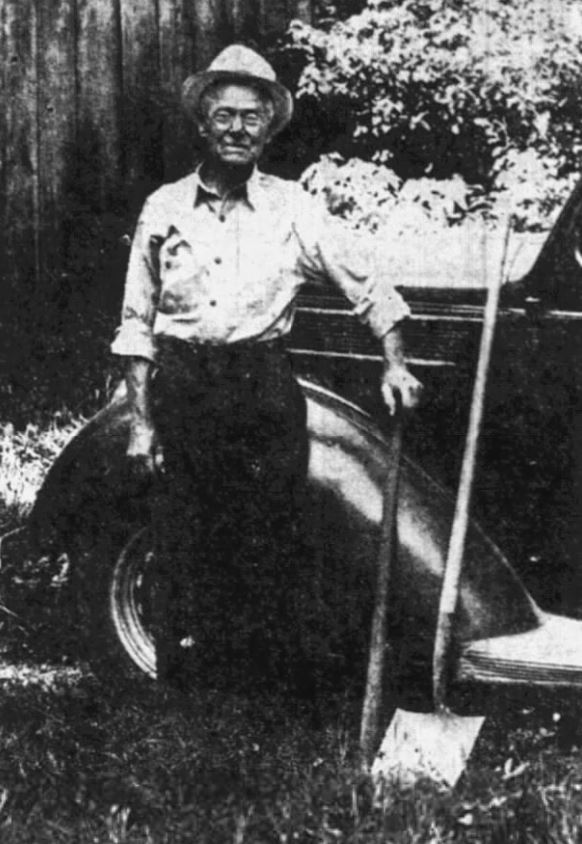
[372,708,485,788]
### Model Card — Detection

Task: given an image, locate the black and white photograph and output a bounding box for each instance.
[2,1,582,840]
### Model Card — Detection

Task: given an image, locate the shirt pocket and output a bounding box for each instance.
[159,228,202,280]
[158,228,212,314]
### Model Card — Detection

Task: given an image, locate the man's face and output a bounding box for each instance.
[198,84,273,168]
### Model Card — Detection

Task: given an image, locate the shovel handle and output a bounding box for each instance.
[433,220,512,710]
[360,399,404,765]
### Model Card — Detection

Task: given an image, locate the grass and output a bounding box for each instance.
[3,399,582,841]
[0,417,84,529]
[0,668,580,843]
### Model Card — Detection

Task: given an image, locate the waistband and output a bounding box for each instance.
[155,334,289,365]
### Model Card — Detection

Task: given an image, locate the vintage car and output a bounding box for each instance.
[20,178,582,708]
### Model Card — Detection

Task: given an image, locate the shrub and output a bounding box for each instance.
[300,153,490,232]
[286,0,582,187]
[492,149,579,231]
[0,417,83,524]
[300,152,578,234]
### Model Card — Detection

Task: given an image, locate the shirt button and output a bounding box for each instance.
[210,300,217,307]
[218,214,226,223]
[214,256,222,265]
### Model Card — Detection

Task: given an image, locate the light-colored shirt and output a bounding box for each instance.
[111,167,410,362]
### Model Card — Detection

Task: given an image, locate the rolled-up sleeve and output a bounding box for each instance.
[293,190,410,338]
[111,199,161,362]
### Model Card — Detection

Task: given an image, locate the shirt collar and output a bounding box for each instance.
[192,164,264,212]
[244,167,263,211]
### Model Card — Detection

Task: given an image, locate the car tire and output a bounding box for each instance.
[70,521,157,684]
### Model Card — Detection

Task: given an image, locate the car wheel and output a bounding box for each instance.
[71,523,157,683]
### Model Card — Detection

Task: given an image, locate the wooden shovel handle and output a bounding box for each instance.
[360,399,404,765]
[433,221,512,710]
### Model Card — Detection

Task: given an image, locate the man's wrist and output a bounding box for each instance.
[381,326,406,369]
[130,412,154,428]
[128,417,156,449]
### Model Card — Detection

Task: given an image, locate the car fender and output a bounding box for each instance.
[28,378,542,650]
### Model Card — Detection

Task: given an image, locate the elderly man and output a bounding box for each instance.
[112,45,422,692]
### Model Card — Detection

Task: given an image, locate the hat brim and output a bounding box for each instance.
[181,70,293,136]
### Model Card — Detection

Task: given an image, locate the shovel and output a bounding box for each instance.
[372,222,512,788]
[359,398,404,767]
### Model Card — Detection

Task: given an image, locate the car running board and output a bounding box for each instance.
[458,613,582,687]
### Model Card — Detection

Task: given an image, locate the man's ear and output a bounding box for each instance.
[196,119,208,139]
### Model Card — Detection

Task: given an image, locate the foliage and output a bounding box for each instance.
[314,0,367,29]
[301,153,487,231]
[0,417,83,527]
[300,151,579,235]
[493,148,579,231]
[286,0,582,192]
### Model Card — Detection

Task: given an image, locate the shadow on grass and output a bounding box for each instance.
[2,530,582,840]
[2,577,582,844]
[0,663,580,843]
[0,634,371,843]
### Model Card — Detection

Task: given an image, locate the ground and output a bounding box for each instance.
[1,562,582,843]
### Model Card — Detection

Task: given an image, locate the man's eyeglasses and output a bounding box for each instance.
[210,109,267,131]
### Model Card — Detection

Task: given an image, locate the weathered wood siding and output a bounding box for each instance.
[0,0,312,305]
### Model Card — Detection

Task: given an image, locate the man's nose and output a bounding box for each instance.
[230,113,245,132]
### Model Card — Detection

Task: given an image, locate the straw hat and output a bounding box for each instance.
[181,44,293,135]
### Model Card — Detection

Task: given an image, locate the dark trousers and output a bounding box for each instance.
[151,336,309,690]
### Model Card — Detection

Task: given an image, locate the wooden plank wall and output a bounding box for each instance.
[0,0,312,313]
[2,0,40,307]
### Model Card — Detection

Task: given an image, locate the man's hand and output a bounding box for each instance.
[124,357,163,488]
[126,420,163,488]
[381,363,423,415]
[381,325,423,415]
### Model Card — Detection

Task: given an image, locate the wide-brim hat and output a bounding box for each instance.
[181,44,293,136]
